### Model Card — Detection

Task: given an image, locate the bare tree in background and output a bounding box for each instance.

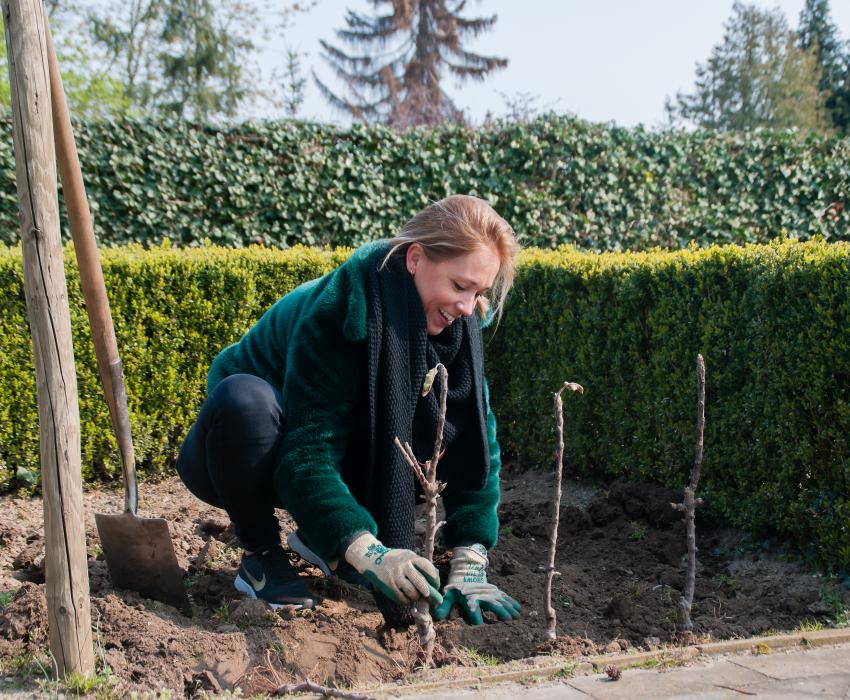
[316,0,507,128]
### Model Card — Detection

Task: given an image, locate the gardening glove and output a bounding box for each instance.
[344,532,442,606]
[432,544,521,625]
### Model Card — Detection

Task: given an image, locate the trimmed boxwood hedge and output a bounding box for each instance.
[0,240,847,570]
[0,115,847,251]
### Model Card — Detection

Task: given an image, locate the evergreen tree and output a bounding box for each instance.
[156,0,251,120]
[667,2,831,133]
[797,0,850,134]
[281,48,307,118]
[316,0,507,128]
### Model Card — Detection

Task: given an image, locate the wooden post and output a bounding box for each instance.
[1,0,94,677]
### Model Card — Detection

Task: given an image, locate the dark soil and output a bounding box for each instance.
[0,468,846,696]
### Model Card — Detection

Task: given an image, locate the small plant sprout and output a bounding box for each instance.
[628,521,648,541]
[394,363,448,667]
[544,380,584,642]
[670,354,706,633]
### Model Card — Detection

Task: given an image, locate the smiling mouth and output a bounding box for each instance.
[439,309,456,324]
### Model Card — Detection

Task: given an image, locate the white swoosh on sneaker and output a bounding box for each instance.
[243,568,266,592]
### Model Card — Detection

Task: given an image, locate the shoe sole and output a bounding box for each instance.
[234,574,311,610]
[287,531,332,576]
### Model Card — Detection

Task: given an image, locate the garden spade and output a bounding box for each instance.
[43,14,191,615]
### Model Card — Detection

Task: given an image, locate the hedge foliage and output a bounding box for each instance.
[0,115,848,251]
[487,239,850,572]
[0,241,847,570]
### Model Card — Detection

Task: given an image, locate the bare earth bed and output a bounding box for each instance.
[1,466,847,696]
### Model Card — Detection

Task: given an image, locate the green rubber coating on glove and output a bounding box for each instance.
[433,588,521,625]
[364,570,443,606]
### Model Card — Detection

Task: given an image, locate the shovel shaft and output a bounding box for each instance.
[43,12,137,514]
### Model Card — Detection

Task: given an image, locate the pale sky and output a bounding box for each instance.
[255,0,850,127]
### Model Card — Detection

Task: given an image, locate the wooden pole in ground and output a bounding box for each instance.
[1,0,94,677]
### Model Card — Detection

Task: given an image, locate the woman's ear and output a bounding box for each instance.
[406,243,423,275]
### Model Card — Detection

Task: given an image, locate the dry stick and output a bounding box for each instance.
[274,681,376,699]
[257,649,377,699]
[394,363,448,667]
[671,354,706,632]
[544,381,584,642]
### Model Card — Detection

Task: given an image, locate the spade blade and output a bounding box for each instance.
[95,511,191,615]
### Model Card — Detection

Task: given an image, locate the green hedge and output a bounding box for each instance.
[0,116,848,250]
[0,241,847,570]
[0,243,350,490]
[487,239,850,571]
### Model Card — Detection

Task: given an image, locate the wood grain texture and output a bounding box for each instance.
[2,0,94,676]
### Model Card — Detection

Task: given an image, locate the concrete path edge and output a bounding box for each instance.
[376,627,850,697]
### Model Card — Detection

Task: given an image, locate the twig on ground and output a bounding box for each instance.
[393,363,449,667]
[671,354,706,632]
[274,680,376,699]
[544,381,584,642]
[257,649,377,699]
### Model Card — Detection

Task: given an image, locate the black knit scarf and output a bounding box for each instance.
[364,249,490,625]
[412,301,474,464]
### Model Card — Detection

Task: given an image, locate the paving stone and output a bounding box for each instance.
[729,649,848,680]
[566,659,766,699]
[737,672,850,698]
[394,643,850,699]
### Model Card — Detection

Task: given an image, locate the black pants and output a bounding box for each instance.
[177,374,284,551]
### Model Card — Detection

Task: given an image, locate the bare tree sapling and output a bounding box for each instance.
[670,354,706,633]
[394,363,448,666]
[544,381,584,641]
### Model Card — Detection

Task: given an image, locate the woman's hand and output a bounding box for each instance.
[432,544,520,625]
[344,533,442,605]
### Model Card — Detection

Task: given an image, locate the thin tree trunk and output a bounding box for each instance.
[544,381,583,642]
[1,0,94,677]
[672,354,706,632]
[394,364,448,667]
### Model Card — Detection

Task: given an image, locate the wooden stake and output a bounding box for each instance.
[544,381,583,641]
[1,0,94,677]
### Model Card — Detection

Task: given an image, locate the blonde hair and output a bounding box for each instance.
[383,195,519,322]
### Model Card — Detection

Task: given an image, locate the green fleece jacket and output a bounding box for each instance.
[207,242,502,561]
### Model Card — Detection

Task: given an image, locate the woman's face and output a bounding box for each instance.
[406,243,501,335]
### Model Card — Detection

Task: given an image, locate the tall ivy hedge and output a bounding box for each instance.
[0,241,847,570]
[0,116,847,250]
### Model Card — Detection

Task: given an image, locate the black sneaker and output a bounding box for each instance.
[234,547,317,609]
[288,530,373,590]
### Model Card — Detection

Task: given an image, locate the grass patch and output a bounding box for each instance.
[53,669,117,698]
[553,663,577,679]
[820,588,850,628]
[627,521,648,542]
[624,654,690,671]
[213,601,233,624]
[796,618,823,632]
[459,646,501,667]
[0,589,15,608]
